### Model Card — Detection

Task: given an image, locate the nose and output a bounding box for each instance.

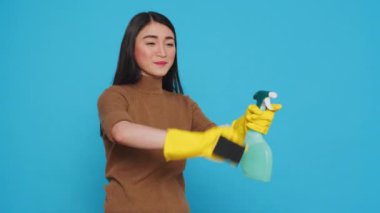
[157,43,167,57]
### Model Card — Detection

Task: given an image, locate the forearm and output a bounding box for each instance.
[111,121,166,149]
[111,121,245,163]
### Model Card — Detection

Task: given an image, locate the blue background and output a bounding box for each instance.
[1,0,379,212]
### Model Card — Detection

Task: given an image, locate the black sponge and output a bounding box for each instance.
[213,136,244,164]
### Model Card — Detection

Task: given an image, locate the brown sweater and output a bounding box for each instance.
[97,75,215,213]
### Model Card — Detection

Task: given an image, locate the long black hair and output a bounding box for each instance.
[113,11,183,94]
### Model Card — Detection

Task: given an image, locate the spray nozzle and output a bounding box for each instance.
[253,91,278,111]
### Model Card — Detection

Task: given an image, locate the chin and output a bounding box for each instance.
[142,70,169,78]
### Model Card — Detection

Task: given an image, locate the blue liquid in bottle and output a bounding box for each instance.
[240,130,273,182]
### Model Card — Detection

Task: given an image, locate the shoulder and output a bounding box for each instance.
[98,85,129,104]
[163,91,199,108]
[99,85,124,97]
[100,85,125,94]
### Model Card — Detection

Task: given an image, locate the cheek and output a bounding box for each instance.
[134,45,149,66]
[168,48,176,61]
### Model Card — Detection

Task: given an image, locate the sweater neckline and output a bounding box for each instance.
[130,75,164,94]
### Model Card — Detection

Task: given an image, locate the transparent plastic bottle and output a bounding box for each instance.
[240,91,277,182]
[240,130,272,182]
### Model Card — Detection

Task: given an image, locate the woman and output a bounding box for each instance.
[97,11,281,212]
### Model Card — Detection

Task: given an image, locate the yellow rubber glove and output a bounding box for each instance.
[164,126,245,162]
[232,104,282,137]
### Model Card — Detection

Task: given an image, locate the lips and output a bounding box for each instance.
[153,61,168,66]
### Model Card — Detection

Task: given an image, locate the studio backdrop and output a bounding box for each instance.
[1,0,379,212]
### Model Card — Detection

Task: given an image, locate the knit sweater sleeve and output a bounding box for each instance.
[186,96,216,131]
[97,86,133,142]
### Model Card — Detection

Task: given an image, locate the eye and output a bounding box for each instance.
[166,43,175,47]
[146,42,155,46]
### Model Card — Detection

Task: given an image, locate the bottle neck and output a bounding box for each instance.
[245,129,265,145]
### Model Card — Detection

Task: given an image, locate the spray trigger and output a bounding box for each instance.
[263,92,278,110]
[263,98,272,110]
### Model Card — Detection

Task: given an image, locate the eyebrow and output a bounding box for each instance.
[142,35,175,40]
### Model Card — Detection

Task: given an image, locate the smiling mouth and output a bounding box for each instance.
[154,61,168,66]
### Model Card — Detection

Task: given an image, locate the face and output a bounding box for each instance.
[134,21,176,78]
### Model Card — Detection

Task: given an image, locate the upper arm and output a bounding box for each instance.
[187,97,216,131]
[97,87,132,141]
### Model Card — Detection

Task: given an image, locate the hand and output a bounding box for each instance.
[232,104,282,136]
[164,126,244,162]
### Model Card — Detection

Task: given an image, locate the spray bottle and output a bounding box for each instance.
[240,91,278,182]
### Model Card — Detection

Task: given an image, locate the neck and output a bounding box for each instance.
[131,75,163,93]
